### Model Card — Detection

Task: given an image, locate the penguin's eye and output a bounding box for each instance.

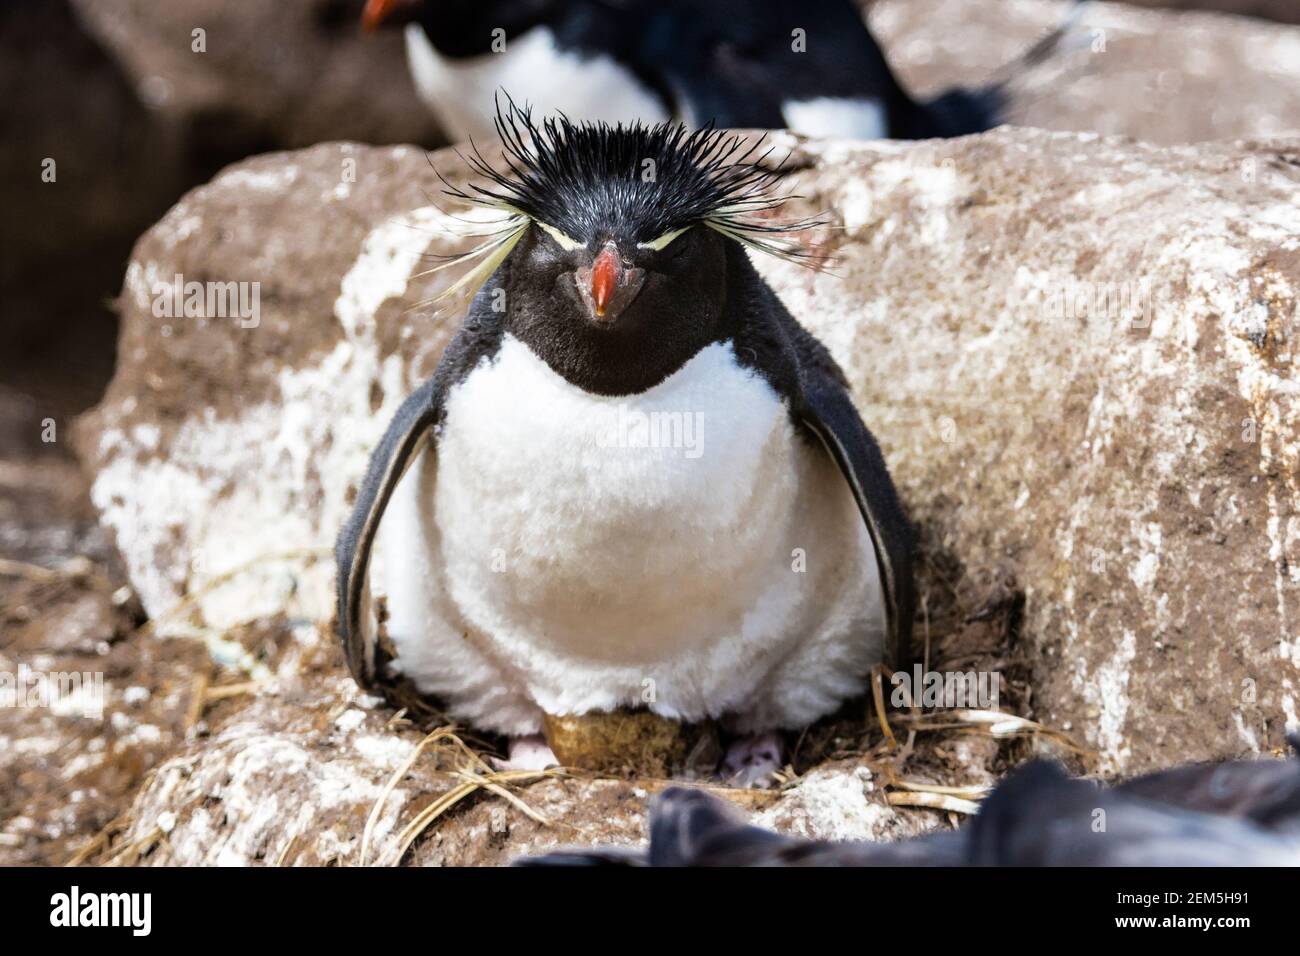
[636,226,690,252]
[535,222,583,252]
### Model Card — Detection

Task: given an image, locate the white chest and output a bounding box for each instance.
[432,336,800,658]
[374,334,883,735]
[782,96,888,140]
[404,25,671,142]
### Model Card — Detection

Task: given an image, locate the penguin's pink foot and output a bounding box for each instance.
[721,732,784,789]
[490,734,559,772]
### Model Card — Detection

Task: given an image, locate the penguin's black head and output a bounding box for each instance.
[436,98,819,394]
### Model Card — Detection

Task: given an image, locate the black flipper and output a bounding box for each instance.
[335,287,506,690]
[335,379,441,688]
[794,367,916,669]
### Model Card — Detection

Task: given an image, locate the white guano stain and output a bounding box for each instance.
[219,165,301,193]
[1232,712,1260,753]
[89,205,460,631]
[1128,521,1162,591]
[1084,628,1137,773]
[1214,216,1300,700]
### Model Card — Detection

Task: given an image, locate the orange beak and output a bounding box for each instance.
[590,244,620,318]
[361,0,407,30]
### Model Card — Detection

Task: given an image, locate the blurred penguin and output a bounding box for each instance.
[361,0,1084,142]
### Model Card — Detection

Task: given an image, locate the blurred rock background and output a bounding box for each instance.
[5,0,1299,430]
[5,0,1299,426]
[1,0,438,422]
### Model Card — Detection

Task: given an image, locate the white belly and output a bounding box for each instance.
[405,24,671,143]
[374,335,884,735]
[783,96,888,140]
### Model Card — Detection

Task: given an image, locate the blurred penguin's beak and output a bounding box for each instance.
[577,241,645,324]
[361,0,414,30]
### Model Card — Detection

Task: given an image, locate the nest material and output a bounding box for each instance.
[543,710,721,778]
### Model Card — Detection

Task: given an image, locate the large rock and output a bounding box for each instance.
[871,0,1300,145]
[78,128,1300,781]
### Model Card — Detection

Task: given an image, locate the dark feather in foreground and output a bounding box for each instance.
[1114,743,1300,833]
[517,737,1300,866]
[967,758,1300,866]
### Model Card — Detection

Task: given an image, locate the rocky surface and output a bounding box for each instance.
[0,384,208,866]
[77,127,1300,800]
[102,640,946,867]
[872,0,1300,145]
[767,128,1300,774]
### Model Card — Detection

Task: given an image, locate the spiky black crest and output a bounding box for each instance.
[438,96,821,263]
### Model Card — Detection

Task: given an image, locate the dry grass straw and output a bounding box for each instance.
[64,762,172,867]
[892,708,1092,757]
[182,669,211,733]
[869,658,1090,816]
[203,680,265,702]
[886,791,982,815]
[67,814,164,867]
[99,827,164,867]
[0,557,70,582]
[0,556,109,591]
[359,726,564,867]
[184,670,265,733]
[64,815,128,867]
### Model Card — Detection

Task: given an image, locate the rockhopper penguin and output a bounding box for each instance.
[362,0,672,139]
[361,0,1079,142]
[336,100,915,781]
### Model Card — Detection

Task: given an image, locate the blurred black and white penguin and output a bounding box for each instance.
[361,0,1080,141]
[519,738,1300,866]
[336,100,915,782]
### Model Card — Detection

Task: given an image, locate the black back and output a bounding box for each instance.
[334,279,508,686]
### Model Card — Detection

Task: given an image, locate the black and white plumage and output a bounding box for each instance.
[363,0,671,139]
[519,739,1300,866]
[336,101,914,777]
[362,0,1078,142]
